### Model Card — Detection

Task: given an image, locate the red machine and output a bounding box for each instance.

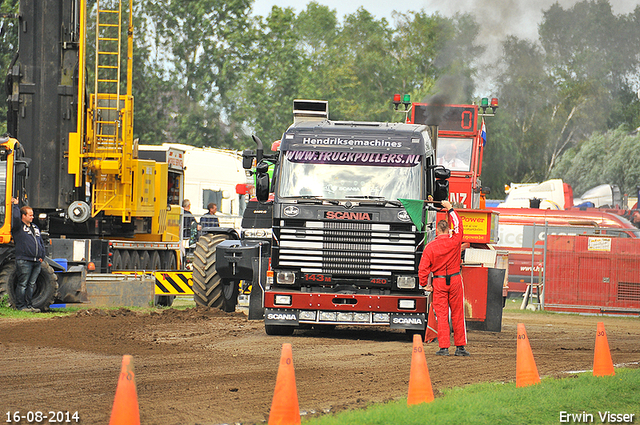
[399,96,505,330]
[405,99,497,209]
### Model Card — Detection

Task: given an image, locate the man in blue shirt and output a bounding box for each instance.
[200,203,220,228]
[11,198,45,312]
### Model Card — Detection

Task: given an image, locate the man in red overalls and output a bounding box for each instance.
[418,200,469,356]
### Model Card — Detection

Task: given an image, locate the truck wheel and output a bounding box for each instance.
[140,251,152,270]
[221,279,239,312]
[151,251,162,270]
[405,328,427,341]
[163,251,177,270]
[192,233,229,309]
[6,262,58,311]
[0,262,16,305]
[131,251,141,270]
[121,250,131,269]
[265,324,295,336]
[112,251,123,271]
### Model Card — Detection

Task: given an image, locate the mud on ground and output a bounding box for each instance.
[0,307,638,424]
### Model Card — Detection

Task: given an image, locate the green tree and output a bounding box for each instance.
[230,6,308,145]
[141,0,254,148]
[484,1,640,196]
[551,126,640,196]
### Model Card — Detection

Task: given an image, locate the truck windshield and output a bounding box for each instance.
[278,150,423,200]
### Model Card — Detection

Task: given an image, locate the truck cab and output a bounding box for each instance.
[244,100,448,335]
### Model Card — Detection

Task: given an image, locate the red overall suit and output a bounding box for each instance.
[418,208,466,349]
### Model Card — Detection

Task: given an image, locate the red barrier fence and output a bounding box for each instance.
[544,235,640,315]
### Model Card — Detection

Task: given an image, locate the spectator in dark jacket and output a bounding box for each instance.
[11,198,45,312]
[200,203,219,228]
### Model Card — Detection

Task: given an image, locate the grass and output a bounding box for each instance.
[304,369,640,425]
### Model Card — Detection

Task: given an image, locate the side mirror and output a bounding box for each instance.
[242,149,254,170]
[15,159,30,177]
[434,167,450,180]
[432,165,449,202]
[255,161,270,202]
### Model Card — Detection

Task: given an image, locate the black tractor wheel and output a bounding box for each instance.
[5,262,58,311]
[265,324,295,336]
[192,233,229,309]
[221,279,239,312]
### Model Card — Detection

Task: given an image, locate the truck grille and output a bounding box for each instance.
[276,221,417,276]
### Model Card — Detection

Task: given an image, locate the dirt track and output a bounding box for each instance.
[0,306,638,425]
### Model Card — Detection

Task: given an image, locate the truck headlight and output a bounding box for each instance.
[397,276,416,289]
[373,313,390,323]
[276,271,295,285]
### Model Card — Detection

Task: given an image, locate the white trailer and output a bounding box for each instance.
[138,143,252,230]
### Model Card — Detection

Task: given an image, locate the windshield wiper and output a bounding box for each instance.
[345,196,403,207]
[345,195,385,200]
[286,196,339,206]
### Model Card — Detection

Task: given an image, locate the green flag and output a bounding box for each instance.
[398,198,425,231]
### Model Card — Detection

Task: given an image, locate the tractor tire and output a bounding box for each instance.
[6,262,58,311]
[265,324,295,336]
[221,279,239,312]
[192,233,229,309]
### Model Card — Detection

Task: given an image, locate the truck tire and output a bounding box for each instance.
[265,324,295,336]
[163,251,177,270]
[131,251,141,270]
[221,279,239,312]
[6,262,57,311]
[112,251,123,271]
[192,233,229,309]
[151,251,162,270]
[140,251,151,270]
[121,250,131,269]
[0,262,15,304]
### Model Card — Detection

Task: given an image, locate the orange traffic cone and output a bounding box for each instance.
[593,322,615,376]
[109,355,140,425]
[516,323,541,388]
[268,343,301,425]
[407,334,435,405]
[424,303,438,344]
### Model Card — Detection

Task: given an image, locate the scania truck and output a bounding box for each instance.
[216,100,449,336]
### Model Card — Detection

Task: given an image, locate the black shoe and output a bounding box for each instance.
[435,348,449,356]
[455,346,470,357]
